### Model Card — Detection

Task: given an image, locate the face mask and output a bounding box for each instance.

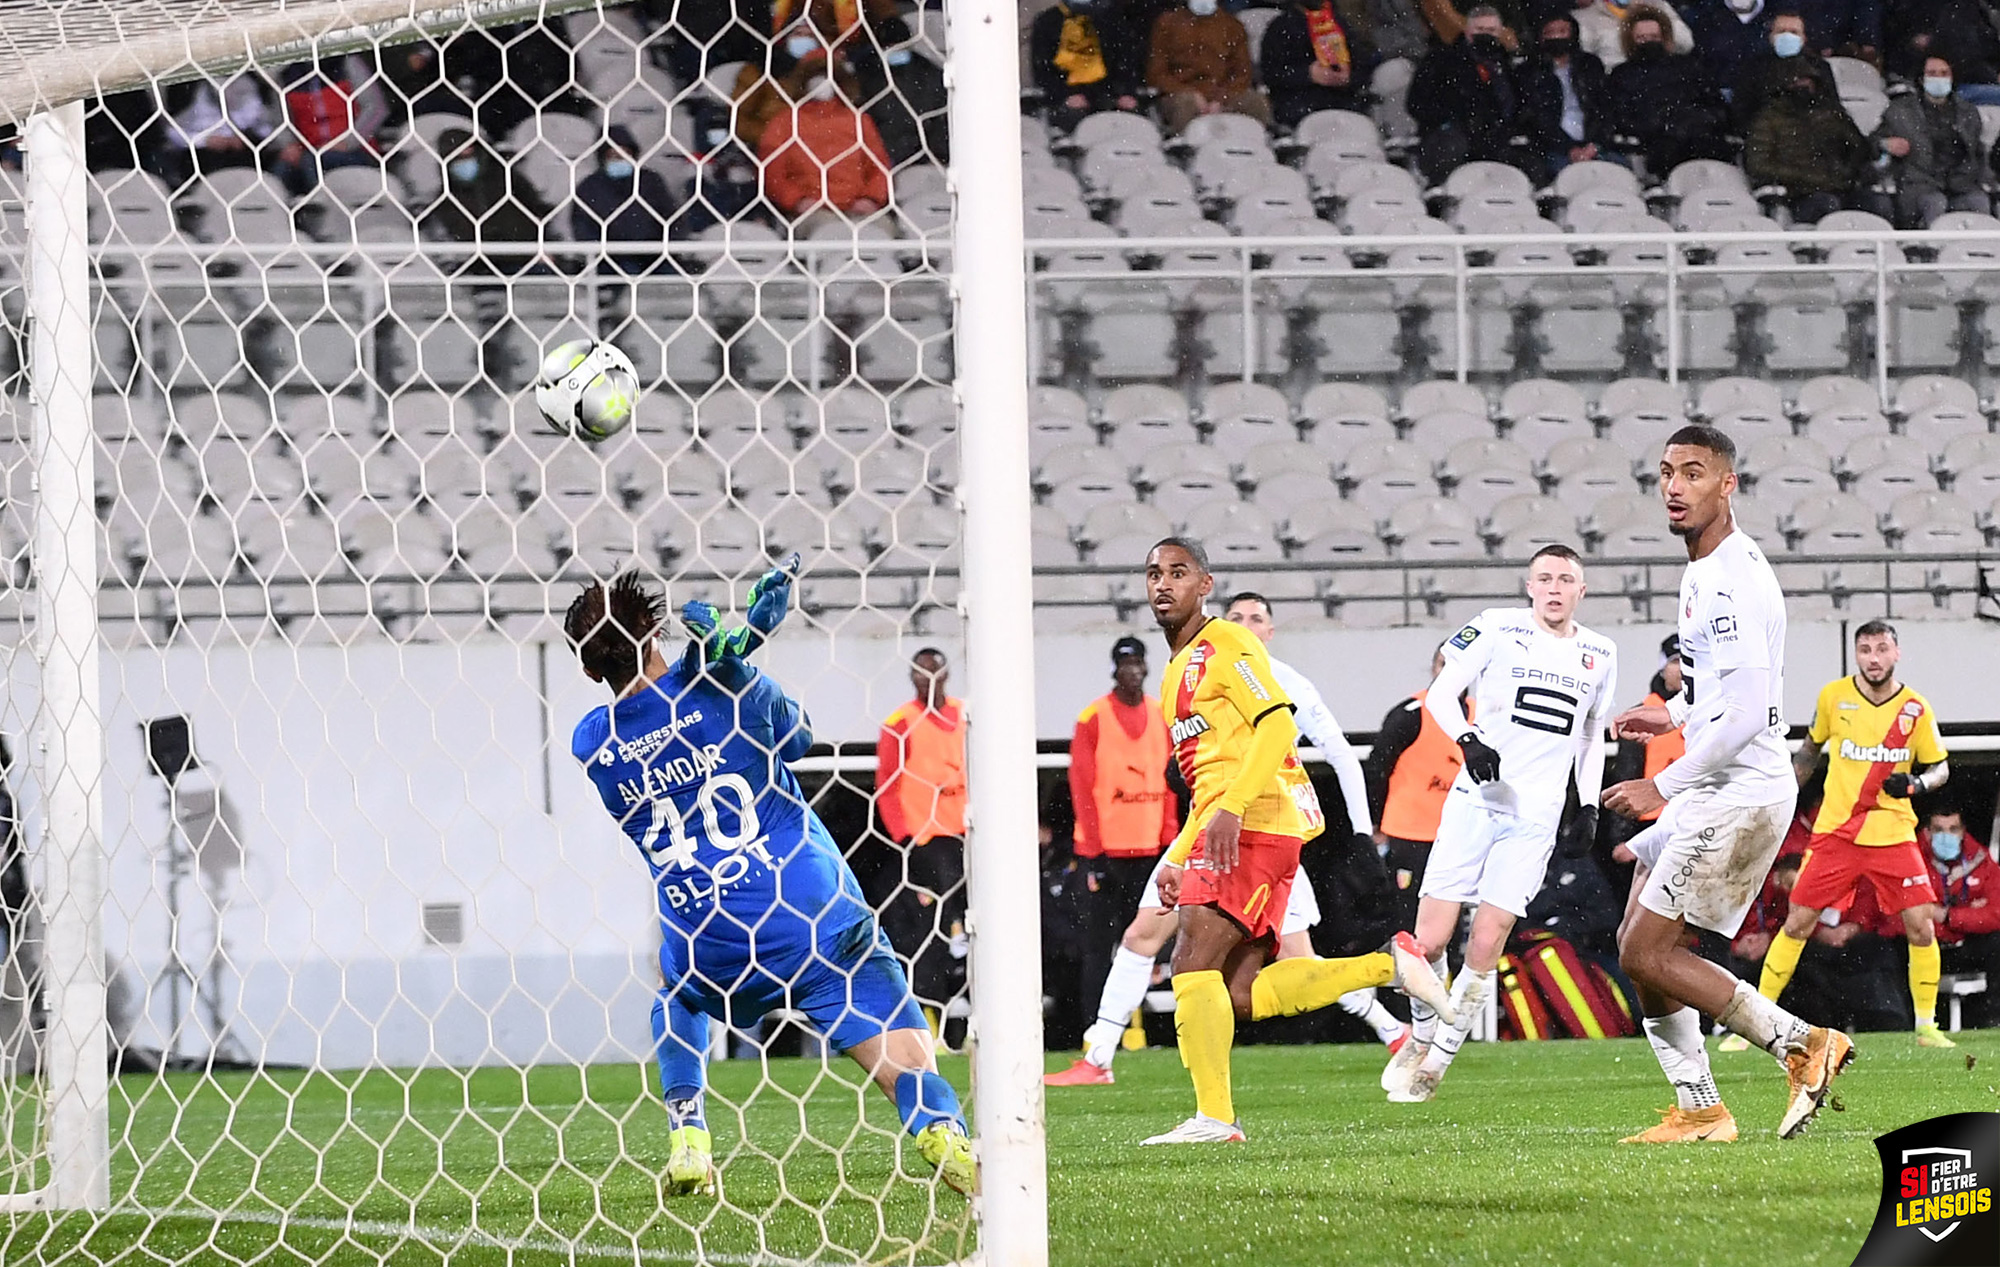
[1188,0,1218,16]
[603,158,634,179]
[805,76,835,101]
[786,34,819,59]
[1469,32,1504,56]
[705,126,731,148]
[1725,0,1758,13]
[1630,40,1664,60]
[1773,30,1804,57]
[1933,831,1964,862]
[1542,36,1576,56]
[448,157,480,182]
[886,48,914,66]
[1925,75,1953,98]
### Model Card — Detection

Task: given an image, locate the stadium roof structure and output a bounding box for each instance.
[0,0,599,126]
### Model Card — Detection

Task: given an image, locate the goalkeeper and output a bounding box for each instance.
[566,560,974,1199]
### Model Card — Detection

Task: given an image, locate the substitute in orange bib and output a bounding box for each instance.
[876,647,968,1014]
[1729,620,1956,1052]
[1069,635,1178,1024]
[1365,645,1468,928]
[1136,536,1452,1146]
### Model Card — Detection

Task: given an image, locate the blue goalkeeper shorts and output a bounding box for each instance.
[668,919,927,1052]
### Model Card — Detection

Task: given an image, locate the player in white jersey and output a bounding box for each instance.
[1045,592,1401,1087]
[1603,424,1853,1144]
[1382,545,1616,1102]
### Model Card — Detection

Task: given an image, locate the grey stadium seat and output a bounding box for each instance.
[1498,379,1591,458]
[1336,439,1433,517]
[1438,438,1538,515]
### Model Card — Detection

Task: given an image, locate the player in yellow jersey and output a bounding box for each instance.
[1139,538,1455,1145]
[1722,619,1954,1051]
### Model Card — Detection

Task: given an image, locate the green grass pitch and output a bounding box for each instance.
[2,1031,1991,1265]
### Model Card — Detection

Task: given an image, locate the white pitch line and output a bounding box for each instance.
[125,1205,941,1267]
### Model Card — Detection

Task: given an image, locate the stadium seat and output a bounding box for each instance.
[1404,409,1495,453]
[1754,463,1841,509]
[1731,495,1781,544]
[1135,442,1235,503]
[1598,413,1676,469]
[1482,494,1576,554]
[1594,378,1684,425]
[1278,497,1375,550]
[1940,433,2000,479]
[337,502,452,580]
[301,439,418,513]
[1390,498,1483,559]
[1336,439,1433,517]
[1399,380,1487,423]
[1185,502,1283,564]
[1102,385,1197,460]
[1838,434,1907,483]
[1028,386,1095,458]
[1586,493,1678,556]
[1238,437,1325,488]
[1787,492,1885,552]
[1438,438,1537,515]
[1077,502,1172,553]
[1849,462,1937,511]
[1901,403,1989,456]
[687,504,766,578]
[1743,434,1832,479]
[240,506,347,582]
[1298,382,1394,443]
[1230,169,1317,231]
[1293,109,1384,155]
[1952,458,2000,509]
[1497,379,1590,457]
[1562,187,1650,232]
[1887,490,1981,547]
[1200,379,1296,449]
[1073,110,1162,153]
[171,393,271,446]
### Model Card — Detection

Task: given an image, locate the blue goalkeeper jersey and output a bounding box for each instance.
[573,663,872,979]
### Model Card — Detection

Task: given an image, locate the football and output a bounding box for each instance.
[534,338,639,441]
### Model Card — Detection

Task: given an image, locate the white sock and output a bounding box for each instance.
[1643,1007,1722,1111]
[1339,988,1406,1044]
[1409,953,1449,1046]
[1716,980,1813,1057]
[1084,946,1155,1068]
[1418,967,1492,1076]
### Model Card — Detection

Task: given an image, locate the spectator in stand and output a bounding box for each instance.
[421,127,551,381]
[377,41,466,129]
[1030,0,1147,135]
[1605,7,1733,173]
[1873,57,1991,226]
[1412,0,1526,48]
[1733,8,1836,128]
[759,59,892,228]
[275,56,390,196]
[1681,0,1775,92]
[1744,60,1870,221]
[1575,0,1695,69]
[1368,0,1433,63]
[1363,645,1467,931]
[855,18,951,165]
[1409,5,1530,183]
[1884,2,2000,106]
[1520,11,1616,179]
[1926,805,2000,1026]
[651,0,775,87]
[570,125,679,272]
[1262,0,1379,128]
[875,648,969,1017]
[1061,636,1178,1066]
[1793,0,1879,61]
[156,72,282,190]
[1146,0,1274,135]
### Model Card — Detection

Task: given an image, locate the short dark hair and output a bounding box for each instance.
[1224,591,1272,615]
[1929,803,1965,824]
[913,647,947,664]
[1855,619,1898,643]
[1148,536,1210,573]
[1665,423,1737,468]
[1528,543,1582,567]
[565,572,669,691]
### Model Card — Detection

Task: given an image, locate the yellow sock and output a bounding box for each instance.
[1759,930,1808,1003]
[1171,970,1235,1124]
[1250,952,1394,1021]
[1911,939,1941,1028]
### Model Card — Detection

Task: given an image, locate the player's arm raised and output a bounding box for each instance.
[1424,623,1499,783]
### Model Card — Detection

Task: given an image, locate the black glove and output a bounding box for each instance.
[1882,772,1918,799]
[1559,805,1598,858]
[1458,732,1502,784]
[1352,831,1375,854]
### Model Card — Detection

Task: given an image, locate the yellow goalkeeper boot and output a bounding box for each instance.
[665,1125,717,1198]
[1916,1023,1958,1049]
[916,1122,978,1196]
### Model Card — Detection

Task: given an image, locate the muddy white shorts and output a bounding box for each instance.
[1142,853,1319,936]
[1418,792,1559,919]
[1633,788,1793,937]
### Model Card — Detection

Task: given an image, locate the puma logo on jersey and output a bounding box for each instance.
[1840,739,1913,763]
[1170,715,1211,744]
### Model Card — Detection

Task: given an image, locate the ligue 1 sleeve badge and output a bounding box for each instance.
[1852,1113,1999,1266]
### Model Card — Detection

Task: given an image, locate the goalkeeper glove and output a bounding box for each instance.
[1457,732,1502,784]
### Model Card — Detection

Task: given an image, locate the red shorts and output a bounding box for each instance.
[1791,834,1940,915]
[1177,828,1302,943]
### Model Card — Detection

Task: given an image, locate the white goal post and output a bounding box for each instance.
[0,0,1046,1262]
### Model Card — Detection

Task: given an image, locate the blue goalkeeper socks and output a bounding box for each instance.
[652,990,712,1119]
[894,1070,964,1137]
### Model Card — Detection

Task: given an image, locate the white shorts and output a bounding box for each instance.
[1635,788,1792,937]
[1418,792,1559,919]
[1141,853,1319,936]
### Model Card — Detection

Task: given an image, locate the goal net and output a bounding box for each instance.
[0,0,1040,1262]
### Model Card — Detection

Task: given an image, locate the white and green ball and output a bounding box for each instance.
[534,339,640,441]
